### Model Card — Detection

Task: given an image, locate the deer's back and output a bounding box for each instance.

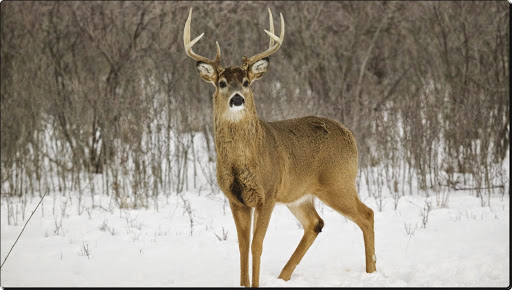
[265,115,358,159]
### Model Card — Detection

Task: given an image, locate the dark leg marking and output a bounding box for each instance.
[230,168,245,205]
[314,219,324,233]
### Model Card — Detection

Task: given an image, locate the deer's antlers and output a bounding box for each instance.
[183,8,221,67]
[243,8,285,68]
[183,7,284,70]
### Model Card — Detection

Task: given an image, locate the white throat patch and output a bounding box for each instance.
[223,107,246,122]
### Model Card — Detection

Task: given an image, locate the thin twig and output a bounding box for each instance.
[404,199,422,208]
[450,185,504,191]
[1,188,49,269]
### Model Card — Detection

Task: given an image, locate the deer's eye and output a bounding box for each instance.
[243,80,249,87]
[219,81,227,88]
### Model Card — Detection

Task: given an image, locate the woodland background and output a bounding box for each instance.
[1,1,509,209]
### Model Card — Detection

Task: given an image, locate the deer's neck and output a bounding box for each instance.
[213,113,264,165]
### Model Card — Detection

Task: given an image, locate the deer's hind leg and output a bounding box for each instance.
[278,197,324,281]
[317,184,376,273]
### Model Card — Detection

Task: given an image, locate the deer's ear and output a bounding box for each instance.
[248,58,269,82]
[196,61,218,85]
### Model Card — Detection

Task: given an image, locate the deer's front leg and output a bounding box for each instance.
[229,201,252,287]
[251,200,275,287]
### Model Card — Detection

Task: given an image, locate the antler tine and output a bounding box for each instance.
[245,9,285,66]
[215,41,221,63]
[268,7,275,49]
[183,8,221,66]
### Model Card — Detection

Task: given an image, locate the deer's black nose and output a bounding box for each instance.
[230,94,245,107]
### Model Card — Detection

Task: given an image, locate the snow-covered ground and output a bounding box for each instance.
[0,185,509,287]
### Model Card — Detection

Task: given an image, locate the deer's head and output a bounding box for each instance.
[183,8,285,122]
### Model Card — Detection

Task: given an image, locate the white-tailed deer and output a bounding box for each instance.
[183,8,376,287]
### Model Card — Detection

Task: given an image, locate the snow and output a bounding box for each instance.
[1,131,509,287]
[0,186,509,287]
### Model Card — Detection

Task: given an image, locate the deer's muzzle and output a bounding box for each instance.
[230,94,245,107]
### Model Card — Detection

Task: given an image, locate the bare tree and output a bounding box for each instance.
[1,1,508,209]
